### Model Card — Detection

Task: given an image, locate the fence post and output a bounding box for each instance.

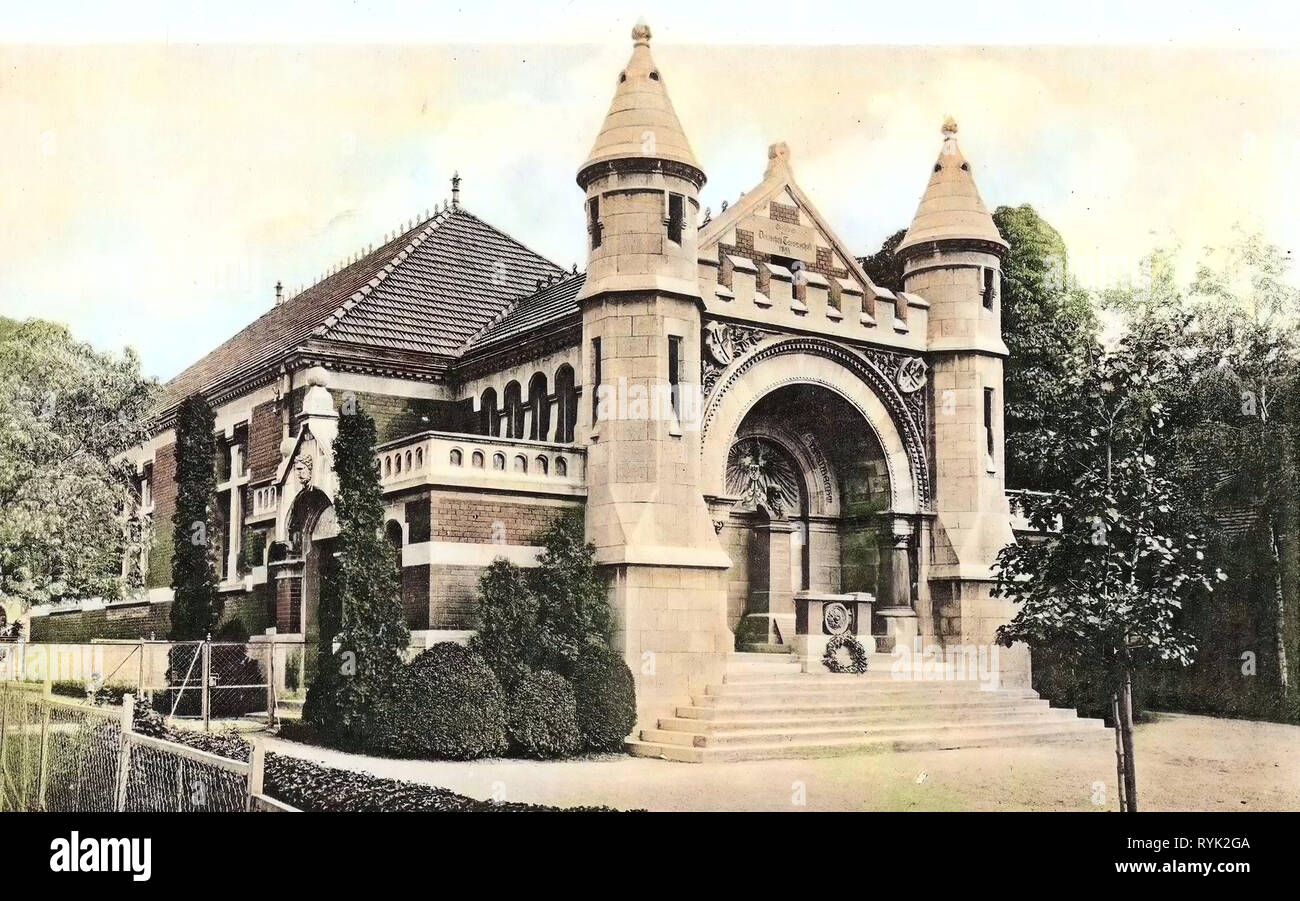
[114,693,134,812]
[138,639,146,694]
[201,637,211,733]
[246,734,266,811]
[266,628,277,727]
[35,700,50,810]
[0,683,8,810]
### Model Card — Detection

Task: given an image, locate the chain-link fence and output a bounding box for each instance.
[2,637,306,730]
[0,683,288,812]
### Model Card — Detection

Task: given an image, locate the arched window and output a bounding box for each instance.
[492,453,506,471]
[556,364,576,441]
[480,387,500,437]
[384,456,392,476]
[385,520,404,555]
[535,455,549,475]
[472,450,485,468]
[528,372,549,441]
[415,447,424,467]
[449,448,463,466]
[504,381,524,439]
[555,457,568,477]
[554,364,577,443]
[513,455,527,473]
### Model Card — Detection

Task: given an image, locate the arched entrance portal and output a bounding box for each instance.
[718,384,901,645]
[281,487,337,649]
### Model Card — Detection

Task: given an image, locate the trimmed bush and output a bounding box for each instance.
[571,646,637,751]
[373,642,508,760]
[507,669,581,759]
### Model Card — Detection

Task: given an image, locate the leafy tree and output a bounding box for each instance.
[529,509,611,674]
[995,316,1223,811]
[858,208,1099,491]
[304,406,409,747]
[858,228,906,293]
[469,559,540,691]
[0,317,155,608]
[992,205,1100,491]
[168,394,221,640]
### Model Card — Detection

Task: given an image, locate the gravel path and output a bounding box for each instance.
[263,712,1300,812]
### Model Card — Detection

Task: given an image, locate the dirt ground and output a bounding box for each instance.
[264,712,1300,812]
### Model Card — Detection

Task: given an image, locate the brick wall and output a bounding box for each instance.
[402,564,431,630]
[430,497,566,545]
[352,392,474,444]
[249,400,281,483]
[429,564,484,630]
[29,587,271,643]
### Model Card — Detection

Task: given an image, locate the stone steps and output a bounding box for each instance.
[673,696,1051,720]
[627,650,1107,763]
[641,710,1089,748]
[627,719,1106,763]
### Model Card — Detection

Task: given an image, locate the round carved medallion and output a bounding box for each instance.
[823,601,850,636]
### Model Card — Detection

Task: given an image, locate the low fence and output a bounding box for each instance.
[0,638,308,729]
[0,683,291,812]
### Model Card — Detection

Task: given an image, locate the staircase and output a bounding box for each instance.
[627,651,1108,763]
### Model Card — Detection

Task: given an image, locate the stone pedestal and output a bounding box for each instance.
[792,591,876,672]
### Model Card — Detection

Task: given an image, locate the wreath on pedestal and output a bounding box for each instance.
[822,634,869,674]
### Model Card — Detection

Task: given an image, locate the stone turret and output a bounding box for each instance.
[577,21,731,717]
[899,119,1024,685]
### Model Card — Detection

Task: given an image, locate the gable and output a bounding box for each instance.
[694,150,922,347]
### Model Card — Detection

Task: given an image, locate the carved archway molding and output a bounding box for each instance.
[699,335,929,513]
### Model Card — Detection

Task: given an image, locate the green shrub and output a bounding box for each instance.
[373,642,508,760]
[469,559,539,692]
[571,646,637,751]
[507,669,581,759]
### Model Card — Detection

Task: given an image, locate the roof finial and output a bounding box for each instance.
[765,141,791,178]
[274,280,283,306]
[632,19,651,46]
[942,116,958,138]
[451,171,461,209]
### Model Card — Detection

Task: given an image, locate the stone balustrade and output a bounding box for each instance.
[375,430,586,496]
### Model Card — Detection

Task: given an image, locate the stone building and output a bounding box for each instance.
[33,22,1026,715]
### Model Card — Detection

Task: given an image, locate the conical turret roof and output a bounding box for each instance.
[897,118,1006,255]
[577,21,703,186]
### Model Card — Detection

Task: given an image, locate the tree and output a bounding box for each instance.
[992,205,1100,491]
[303,406,409,746]
[468,558,540,691]
[858,228,907,293]
[0,317,156,609]
[995,317,1223,811]
[529,510,611,674]
[168,394,221,639]
[858,208,1100,492]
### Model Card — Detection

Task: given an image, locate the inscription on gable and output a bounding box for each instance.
[747,216,818,263]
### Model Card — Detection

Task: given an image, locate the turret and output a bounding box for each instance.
[576,19,705,302]
[576,21,731,716]
[899,119,1025,685]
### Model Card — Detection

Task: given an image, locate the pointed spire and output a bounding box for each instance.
[897,117,1006,255]
[577,20,703,187]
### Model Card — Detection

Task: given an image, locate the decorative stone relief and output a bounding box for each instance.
[701,321,769,395]
[726,436,801,518]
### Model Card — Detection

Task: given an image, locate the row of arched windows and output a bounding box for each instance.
[479,364,577,443]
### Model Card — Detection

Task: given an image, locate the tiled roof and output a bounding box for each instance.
[464,272,586,354]
[155,207,563,416]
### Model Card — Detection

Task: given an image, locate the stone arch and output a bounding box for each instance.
[700,337,925,515]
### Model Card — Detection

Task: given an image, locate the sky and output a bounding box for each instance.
[1,1,1298,381]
